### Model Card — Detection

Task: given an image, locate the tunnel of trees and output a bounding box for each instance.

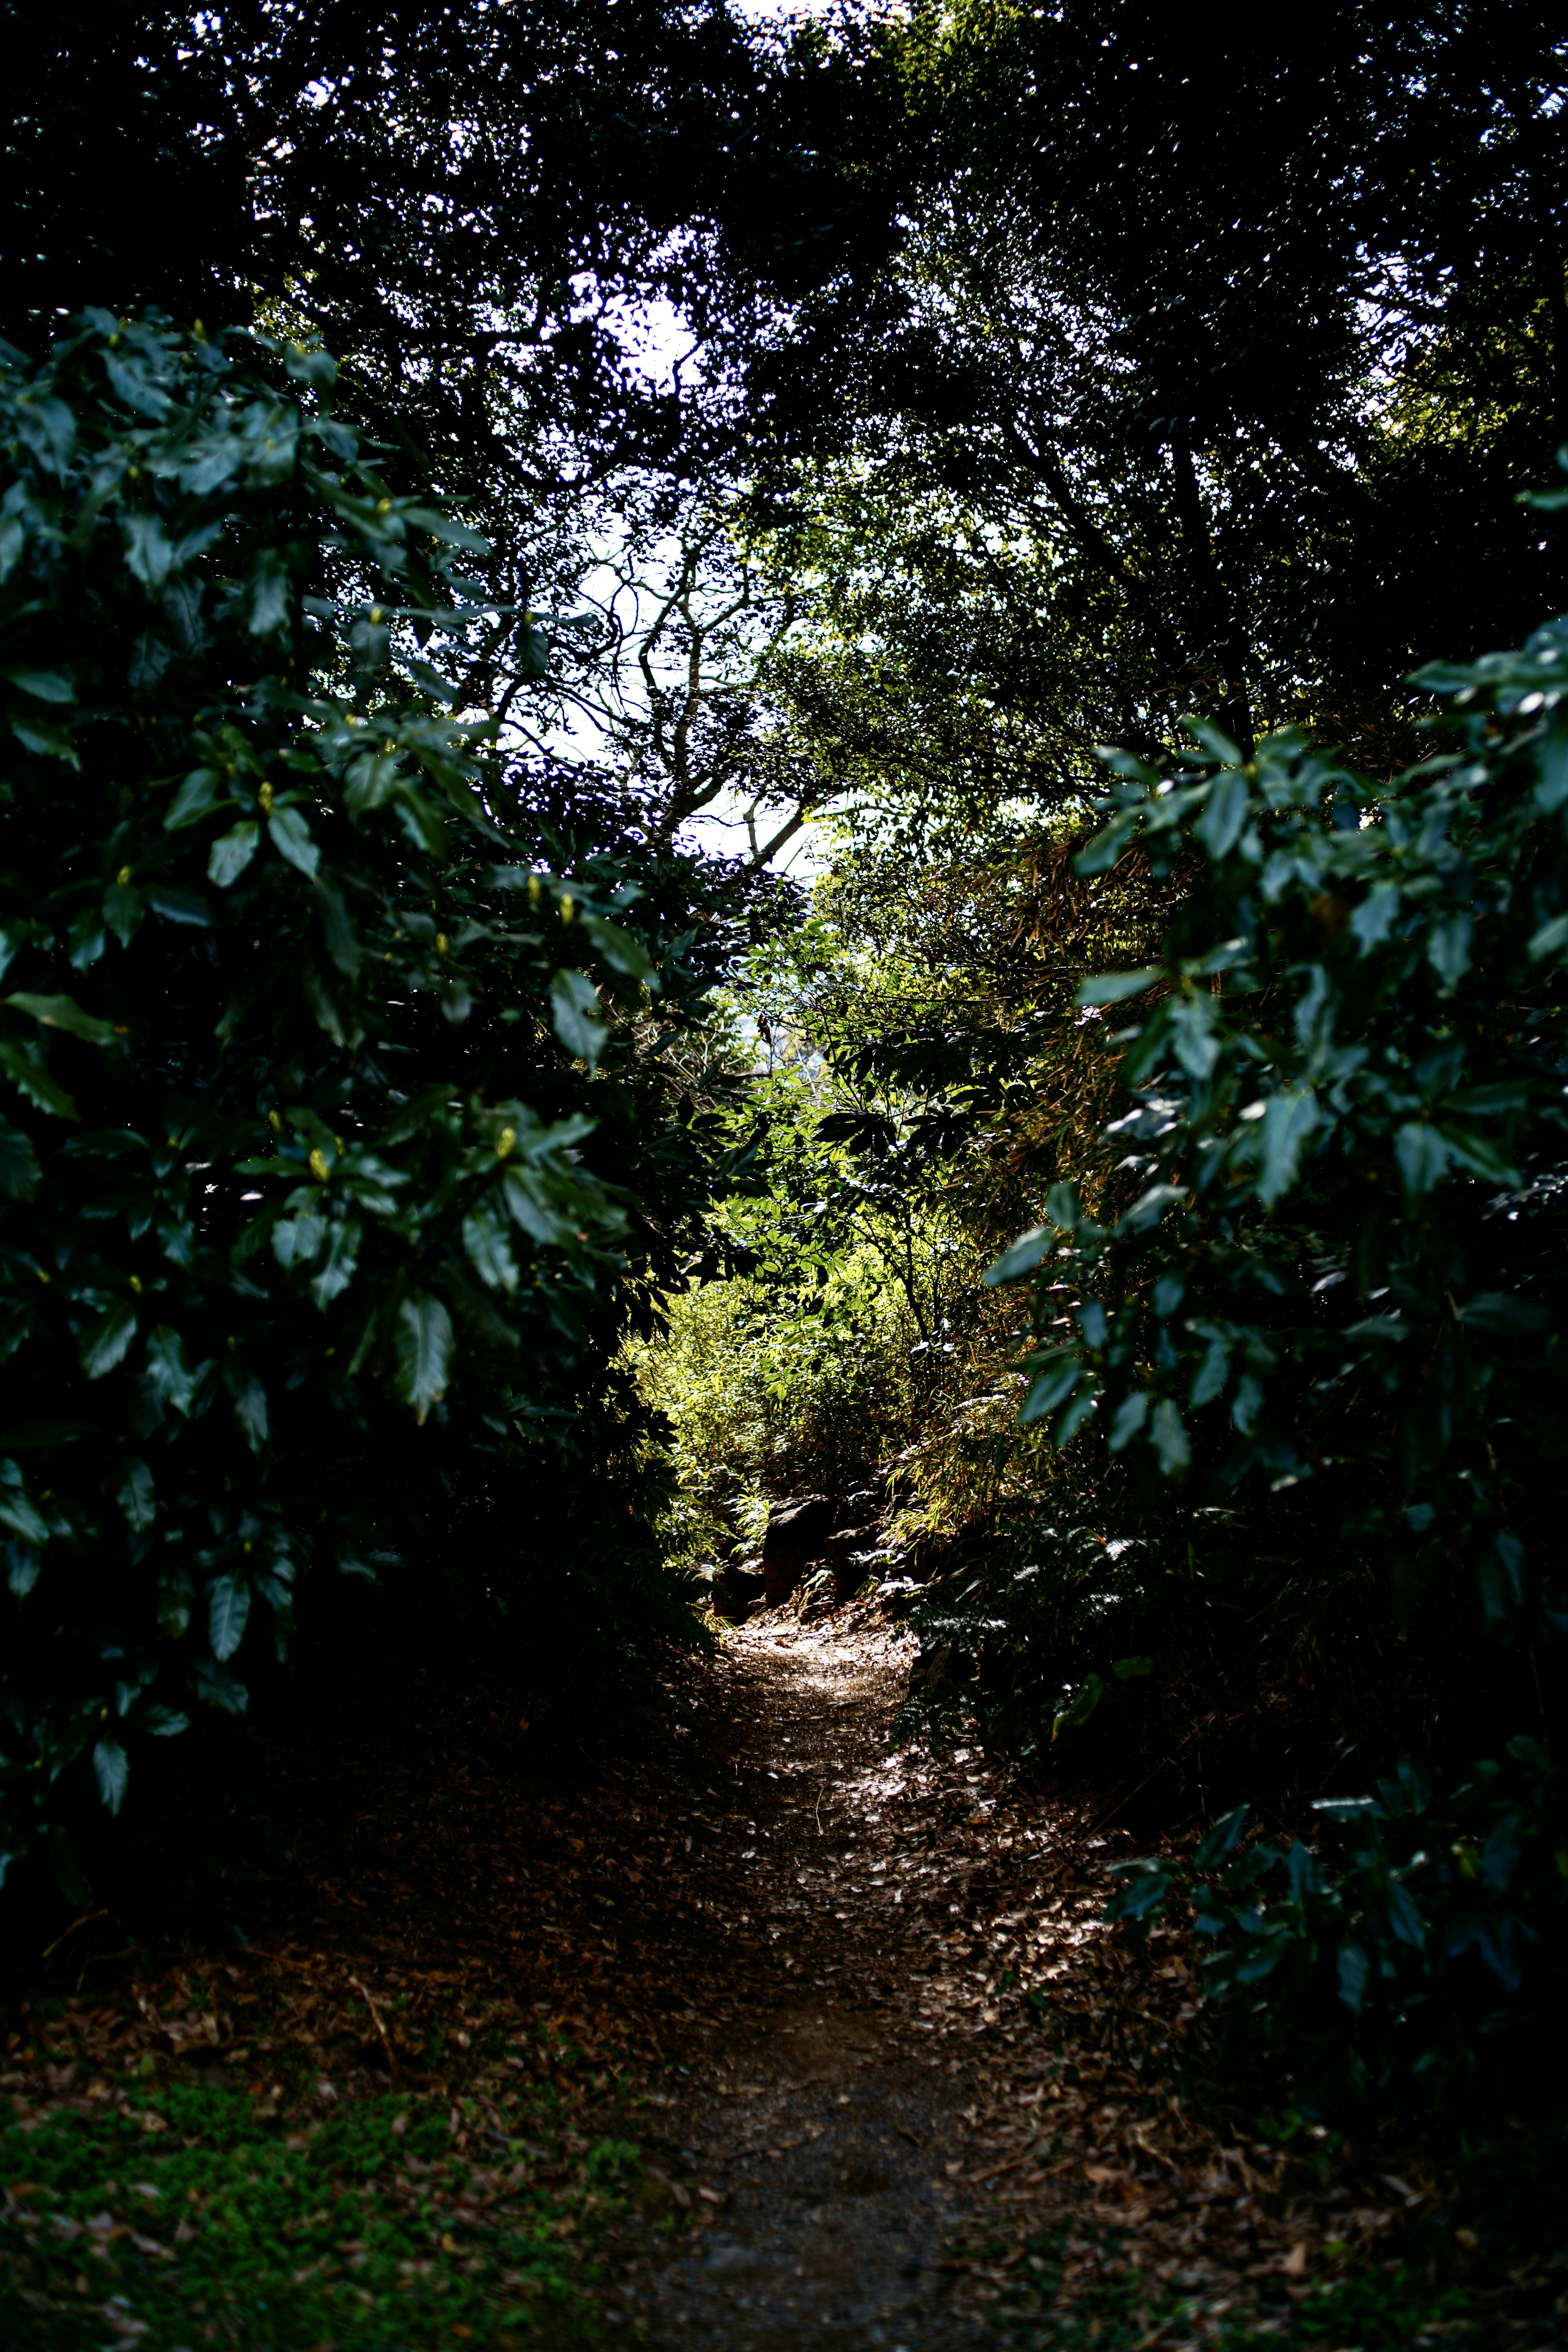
[2,0,1567,2251]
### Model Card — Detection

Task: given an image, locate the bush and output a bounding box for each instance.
[0,313,730,1902]
[1107,1740,1568,2114]
[989,619,1568,1642]
[982,592,1568,2104]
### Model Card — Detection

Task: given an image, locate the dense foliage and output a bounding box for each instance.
[0,313,738,1903]
[964,610,1568,2104]
[6,0,1567,2136]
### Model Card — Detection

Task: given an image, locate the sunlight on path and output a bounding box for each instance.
[609,1604,1111,2350]
[605,1601,1344,2349]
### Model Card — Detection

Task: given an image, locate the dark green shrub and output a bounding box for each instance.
[988,613,1568,1640]
[1106,1740,1568,2112]
[984,588,1568,2103]
[0,313,729,1900]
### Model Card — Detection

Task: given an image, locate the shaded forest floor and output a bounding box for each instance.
[3,1595,1559,2350]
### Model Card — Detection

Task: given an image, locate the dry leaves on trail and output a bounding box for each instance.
[2,1594,1541,2350]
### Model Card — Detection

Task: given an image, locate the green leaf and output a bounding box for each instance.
[10,711,80,762]
[1108,1392,1149,1451]
[272,1213,325,1270]
[1180,715,1245,764]
[0,1037,77,1119]
[0,1115,40,1199]
[147,885,211,927]
[1020,1353,1081,1423]
[1151,1397,1191,1476]
[396,1293,453,1424]
[1194,769,1251,861]
[1124,1182,1187,1232]
[984,1225,1051,1286]
[1350,882,1400,953]
[1438,1125,1518,1185]
[0,1486,50,1546]
[268,804,321,877]
[313,877,361,978]
[463,1204,519,1293]
[283,342,337,389]
[122,512,173,591]
[93,1738,129,1815]
[145,1325,199,1416]
[246,546,290,635]
[1194,1806,1250,1869]
[80,1298,137,1379]
[230,1377,270,1449]
[7,1541,42,1597]
[3,991,117,1047]
[3,666,74,703]
[1053,1673,1106,1738]
[581,911,655,983]
[401,505,491,555]
[1045,1182,1080,1232]
[1103,1860,1176,1924]
[1527,911,1568,962]
[1258,1087,1320,1207]
[308,1217,361,1307]
[117,1456,156,1531]
[1395,1122,1450,1198]
[1458,1291,1552,1335]
[1112,1655,1156,1680]
[192,1659,249,1714]
[1076,966,1160,1007]
[550,968,606,1065]
[104,878,145,946]
[1427,911,1473,990]
[1055,1388,1099,1446]
[208,1574,250,1662]
[1536,714,1568,813]
[164,767,224,828]
[208,821,260,888]
[1336,1940,1370,2013]
[503,1169,578,1247]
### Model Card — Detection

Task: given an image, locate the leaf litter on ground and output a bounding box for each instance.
[2,1588,1556,2349]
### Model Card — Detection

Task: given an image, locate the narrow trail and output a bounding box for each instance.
[607,1604,1138,2351]
[2,1595,1433,2351]
[614,1608,996,2350]
[597,1602,1401,2352]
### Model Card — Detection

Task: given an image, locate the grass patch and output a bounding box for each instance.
[981,2220,1472,2350]
[1,2069,635,2349]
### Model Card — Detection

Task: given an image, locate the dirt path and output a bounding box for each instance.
[605,1602,1138,2350]
[612,1607,994,2350]
[4,1595,1452,2351]
[597,1601,1437,2352]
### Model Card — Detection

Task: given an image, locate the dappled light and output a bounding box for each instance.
[4,5,1568,2347]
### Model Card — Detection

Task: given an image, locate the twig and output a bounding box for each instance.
[40,1909,107,1963]
[967,2135,1052,2185]
[348,1973,401,2081]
